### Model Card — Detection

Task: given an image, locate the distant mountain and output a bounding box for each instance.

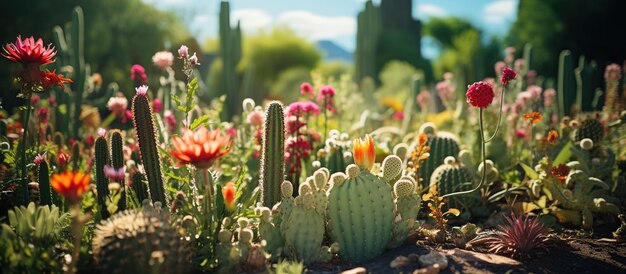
[316,40,353,63]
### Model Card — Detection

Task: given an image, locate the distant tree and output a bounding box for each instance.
[508,0,626,77]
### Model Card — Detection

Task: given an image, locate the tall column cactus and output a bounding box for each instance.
[132,87,167,205]
[219,0,242,117]
[260,102,286,207]
[575,56,598,112]
[109,130,126,211]
[38,160,52,206]
[558,50,576,118]
[355,0,381,83]
[95,133,111,219]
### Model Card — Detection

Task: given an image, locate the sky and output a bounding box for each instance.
[143,0,519,59]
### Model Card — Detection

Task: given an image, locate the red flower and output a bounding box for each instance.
[170,126,230,170]
[501,67,516,87]
[40,69,73,89]
[2,35,56,66]
[51,171,90,205]
[466,81,495,108]
[550,164,570,183]
[222,182,236,211]
[546,130,559,144]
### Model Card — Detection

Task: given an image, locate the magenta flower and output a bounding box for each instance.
[246,109,264,126]
[103,165,125,181]
[501,67,516,87]
[466,81,495,109]
[152,98,163,113]
[130,64,147,85]
[34,154,45,165]
[300,82,314,99]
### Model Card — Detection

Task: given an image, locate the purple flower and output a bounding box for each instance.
[103,165,125,180]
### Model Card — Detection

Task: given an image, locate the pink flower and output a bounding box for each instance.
[466,81,495,109]
[2,35,56,66]
[107,95,128,117]
[285,116,305,134]
[543,88,556,107]
[526,85,542,100]
[47,96,56,106]
[604,63,621,82]
[515,129,526,138]
[526,70,537,85]
[152,98,163,113]
[97,128,106,137]
[103,165,125,181]
[319,85,335,97]
[151,51,174,69]
[392,111,405,120]
[135,85,148,96]
[287,101,321,117]
[188,53,199,65]
[34,154,45,165]
[164,110,177,132]
[246,109,264,126]
[494,61,506,75]
[436,81,455,103]
[31,95,40,105]
[416,90,431,110]
[300,82,314,99]
[178,45,189,58]
[122,110,132,124]
[57,150,69,167]
[36,107,49,124]
[501,67,516,87]
[226,127,237,139]
[130,64,147,85]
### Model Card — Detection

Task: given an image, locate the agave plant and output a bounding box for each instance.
[469,213,549,258]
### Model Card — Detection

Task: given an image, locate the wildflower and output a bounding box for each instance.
[501,67,516,87]
[152,98,162,113]
[36,107,49,124]
[466,81,495,109]
[522,112,543,125]
[151,51,174,70]
[392,111,405,120]
[546,130,559,144]
[515,129,526,138]
[285,116,305,135]
[163,110,176,132]
[550,164,570,183]
[353,134,375,171]
[130,64,147,86]
[188,53,199,65]
[2,35,56,66]
[416,90,431,110]
[543,89,556,107]
[34,154,45,165]
[300,82,314,99]
[48,96,57,106]
[31,95,40,105]
[50,171,90,204]
[222,182,236,211]
[436,81,455,103]
[246,109,264,126]
[57,150,70,167]
[135,85,148,96]
[287,101,320,117]
[317,86,336,112]
[107,95,128,117]
[40,69,72,89]
[170,126,230,170]
[526,85,542,100]
[103,165,125,181]
[604,63,621,81]
[178,45,189,58]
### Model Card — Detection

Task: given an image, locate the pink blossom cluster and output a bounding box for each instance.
[151,51,174,70]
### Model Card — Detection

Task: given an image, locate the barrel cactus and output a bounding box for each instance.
[418,125,461,187]
[429,156,477,210]
[92,201,192,273]
[574,116,604,144]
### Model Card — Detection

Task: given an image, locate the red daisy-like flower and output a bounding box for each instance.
[466,81,495,108]
[2,35,56,66]
[501,67,516,87]
[40,69,73,89]
[170,126,230,170]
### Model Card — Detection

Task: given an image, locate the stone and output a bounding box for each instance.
[408,253,420,263]
[419,250,448,269]
[442,248,521,266]
[413,264,441,274]
[341,267,366,274]
[390,255,411,268]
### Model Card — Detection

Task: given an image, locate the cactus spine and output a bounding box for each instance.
[132,91,166,205]
[110,130,126,211]
[95,135,110,219]
[38,160,52,206]
[260,102,285,207]
[219,0,242,117]
[558,50,575,118]
[355,0,381,83]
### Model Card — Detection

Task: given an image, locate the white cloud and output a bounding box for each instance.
[483,0,517,24]
[275,10,356,41]
[416,4,448,18]
[231,9,273,33]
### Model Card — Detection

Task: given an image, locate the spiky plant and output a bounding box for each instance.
[471,213,549,258]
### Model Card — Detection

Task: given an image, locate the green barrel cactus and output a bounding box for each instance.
[429,156,477,210]
[92,201,192,274]
[574,116,604,144]
[419,129,461,187]
[260,102,285,207]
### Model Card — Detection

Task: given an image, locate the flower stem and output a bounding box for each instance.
[202,168,213,234]
[19,92,32,205]
[442,108,487,199]
[68,203,83,274]
[484,85,506,143]
[323,96,328,143]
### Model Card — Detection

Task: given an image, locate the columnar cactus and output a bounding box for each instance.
[38,160,52,206]
[131,173,149,203]
[558,50,576,118]
[219,0,242,117]
[429,156,477,210]
[260,102,285,207]
[132,87,166,205]
[70,142,81,171]
[110,130,126,211]
[419,127,461,186]
[355,0,381,82]
[95,134,110,219]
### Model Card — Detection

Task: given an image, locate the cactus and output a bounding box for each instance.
[131,173,149,203]
[557,50,576,118]
[355,0,381,83]
[38,161,52,206]
[429,157,478,210]
[70,141,81,171]
[575,56,598,112]
[388,176,420,248]
[260,102,285,207]
[283,182,325,264]
[219,0,242,117]
[574,116,604,144]
[326,157,400,263]
[418,130,461,187]
[95,135,110,219]
[109,130,126,211]
[132,90,166,205]
[92,201,192,273]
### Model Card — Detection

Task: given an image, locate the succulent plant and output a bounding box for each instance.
[419,129,461,187]
[7,202,68,242]
[260,102,286,207]
[574,116,604,144]
[92,201,192,273]
[469,213,549,258]
[429,156,478,210]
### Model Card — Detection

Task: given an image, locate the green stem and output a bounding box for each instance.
[442,108,487,199]
[68,203,83,274]
[484,85,506,143]
[323,96,328,142]
[202,168,213,235]
[20,93,32,205]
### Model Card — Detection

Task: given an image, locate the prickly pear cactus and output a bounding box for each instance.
[92,201,192,274]
[429,157,477,210]
[388,176,421,248]
[574,116,604,144]
[326,156,401,263]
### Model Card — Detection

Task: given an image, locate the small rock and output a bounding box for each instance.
[408,253,420,263]
[419,251,448,269]
[443,248,521,266]
[390,255,411,268]
[341,267,366,274]
[413,264,441,274]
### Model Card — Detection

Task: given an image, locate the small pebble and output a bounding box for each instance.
[390,255,411,268]
[419,251,448,269]
[413,264,441,274]
[341,267,366,274]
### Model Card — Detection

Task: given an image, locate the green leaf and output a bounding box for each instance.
[520,162,539,180]
[189,115,210,131]
[553,141,573,165]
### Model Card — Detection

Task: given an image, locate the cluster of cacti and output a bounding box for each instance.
[418,124,461,187]
[215,217,266,273]
[320,130,352,174]
[388,174,421,248]
[132,88,167,205]
[355,0,381,83]
[574,116,605,144]
[109,130,126,210]
[218,0,242,117]
[260,102,286,207]
[92,201,192,273]
[429,156,478,210]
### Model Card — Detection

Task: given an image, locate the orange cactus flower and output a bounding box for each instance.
[546,130,559,144]
[550,164,570,183]
[353,134,375,171]
[222,182,236,211]
[522,112,543,125]
[170,126,230,170]
[50,171,90,204]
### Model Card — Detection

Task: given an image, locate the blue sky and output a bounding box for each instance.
[143,0,518,59]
